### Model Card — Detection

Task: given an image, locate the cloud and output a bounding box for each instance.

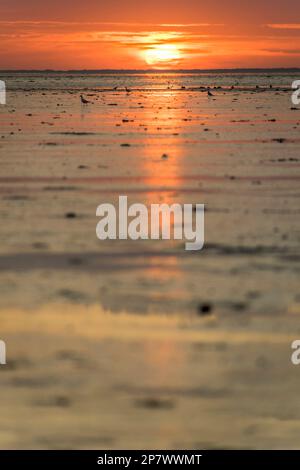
[266,23,300,29]
[1,19,300,68]
[0,21,224,29]
[262,48,300,54]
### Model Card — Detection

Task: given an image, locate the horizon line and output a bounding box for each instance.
[1,67,300,73]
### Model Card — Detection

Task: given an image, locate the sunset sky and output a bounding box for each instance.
[1,0,300,69]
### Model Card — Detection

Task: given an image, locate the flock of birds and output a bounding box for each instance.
[80,82,276,105]
[80,86,214,105]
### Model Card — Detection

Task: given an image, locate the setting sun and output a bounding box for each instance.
[144,44,181,67]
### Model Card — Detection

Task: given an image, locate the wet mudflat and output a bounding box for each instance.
[0,72,300,448]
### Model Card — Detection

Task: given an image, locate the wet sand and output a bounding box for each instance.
[0,72,300,448]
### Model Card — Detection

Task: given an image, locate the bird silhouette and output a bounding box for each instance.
[80,94,90,104]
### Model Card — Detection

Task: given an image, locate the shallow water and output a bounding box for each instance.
[0,72,300,448]
[2,70,298,91]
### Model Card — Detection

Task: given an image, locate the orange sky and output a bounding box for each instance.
[1,0,300,69]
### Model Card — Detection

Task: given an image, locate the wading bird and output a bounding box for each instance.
[80,94,90,104]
